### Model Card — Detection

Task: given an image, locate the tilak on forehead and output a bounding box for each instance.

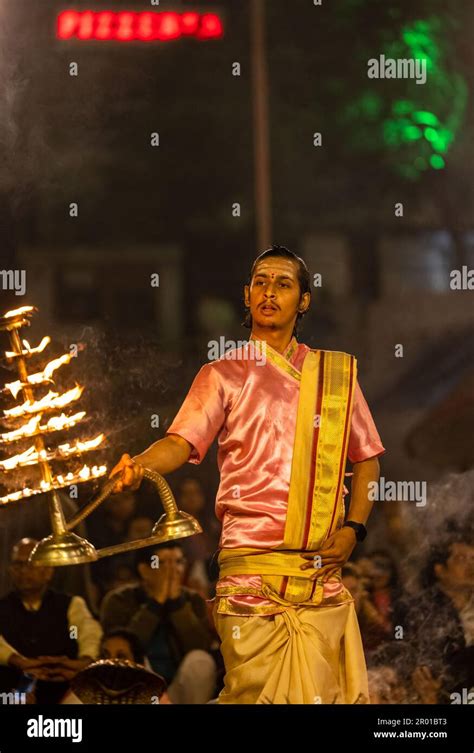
[254,259,296,278]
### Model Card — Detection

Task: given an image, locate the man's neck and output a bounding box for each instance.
[250,328,294,355]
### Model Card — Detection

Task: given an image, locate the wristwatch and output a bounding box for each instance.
[343,520,367,542]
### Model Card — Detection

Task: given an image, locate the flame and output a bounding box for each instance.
[44,411,86,432]
[3,386,83,418]
[0,464,108,505]
[0,446,39,470]
[5,354,73,398]
[0,416,41,441]
[57,464,107,484]
[0,433,105,470]
[57,434,105,455]
[0,412,86,443]
[5,336,51,359]
[4,306,34,319]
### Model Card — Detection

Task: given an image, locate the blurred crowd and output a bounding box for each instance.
[0,474,472,704]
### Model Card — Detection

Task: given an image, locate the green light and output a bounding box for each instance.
[430,154,445,169]
[412,111,439,127]
[342,14,466,184]
[436,128,453,152]
[424,127,438,142]
[404,125,423,141]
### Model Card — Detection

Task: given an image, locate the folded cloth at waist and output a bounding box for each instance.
[214,548,350,615]
[218,547,330,578]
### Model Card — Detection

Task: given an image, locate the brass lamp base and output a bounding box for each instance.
[151,510,202,541]
[29,531,98,566]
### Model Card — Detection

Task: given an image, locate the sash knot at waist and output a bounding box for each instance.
[217,547,342,606]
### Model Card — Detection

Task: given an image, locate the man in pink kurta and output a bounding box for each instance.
[166,336,385,618]
[111,245,386,703]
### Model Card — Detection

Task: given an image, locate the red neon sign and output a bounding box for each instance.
[57,11,224,41]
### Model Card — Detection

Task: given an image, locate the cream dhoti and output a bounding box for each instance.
[214,547,369,704]
[214,599,368,704]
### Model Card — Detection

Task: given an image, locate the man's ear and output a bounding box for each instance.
[244,284,250,308]
[298,291,311,313]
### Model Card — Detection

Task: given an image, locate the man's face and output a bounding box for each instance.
[244,257,310,334]
[437,542,474,590]
[9,541,53,594]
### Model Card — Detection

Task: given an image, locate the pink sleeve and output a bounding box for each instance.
[166,363,226,464]
[347,379,386,463]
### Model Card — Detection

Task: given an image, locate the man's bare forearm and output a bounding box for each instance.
[347,456,380,525]
[133,433,192,475]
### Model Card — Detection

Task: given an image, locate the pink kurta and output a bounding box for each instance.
[167,337,385,614]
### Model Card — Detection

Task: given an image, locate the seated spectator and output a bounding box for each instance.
[100,629,145,665]
[100,541,216,704]
[394,534,474,701]
[0,538,102,704]
[62,630,149,704]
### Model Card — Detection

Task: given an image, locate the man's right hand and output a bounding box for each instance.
[109,453,144,493]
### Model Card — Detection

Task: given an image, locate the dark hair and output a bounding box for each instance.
[242,245,311,337]
[100,629,145,664]
[134,541,184,575]
[421,535,466,589]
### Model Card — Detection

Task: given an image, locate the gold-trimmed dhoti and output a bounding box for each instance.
[213,599,369,704]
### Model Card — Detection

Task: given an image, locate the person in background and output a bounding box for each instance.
[0,538,102,703]
[100,541,216,704]
[100,628,146,665]
[61,629,159,704]
[393,533,474,702]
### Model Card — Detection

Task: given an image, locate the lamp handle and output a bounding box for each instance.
[66,465,178,531]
